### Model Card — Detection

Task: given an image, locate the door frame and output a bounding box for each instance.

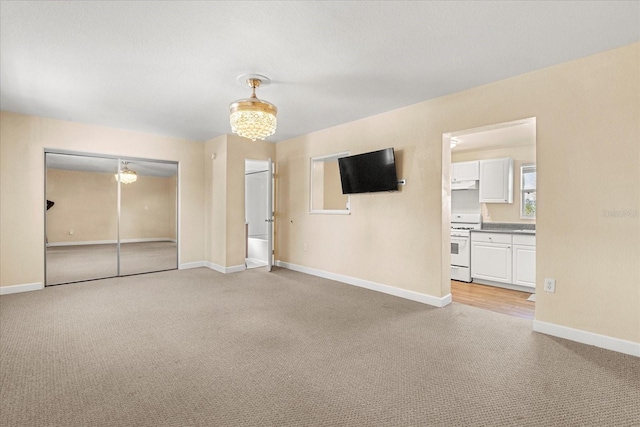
[244,158,275,271]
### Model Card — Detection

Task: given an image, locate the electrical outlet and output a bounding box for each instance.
[544,278,556,293]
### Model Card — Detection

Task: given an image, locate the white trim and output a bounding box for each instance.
[533,320,640,358]
[472,278,535,293]
[48,238,177,247]
[205,262,246,274]
[309,151,351,215]
[177,261,249,274]
[0,282,44,295]
[308,210,351,215]
[176,160,181,272]
[246,258,269,267]
[225,264,246,274]
[275,260,451,308]
[179,261,206,270]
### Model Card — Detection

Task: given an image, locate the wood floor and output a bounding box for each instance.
[451,280,535,320]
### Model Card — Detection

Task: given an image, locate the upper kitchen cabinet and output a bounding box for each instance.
[479,158,514,203]
[451,160,479,182]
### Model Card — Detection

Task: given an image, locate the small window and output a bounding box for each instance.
[521,164,536,219]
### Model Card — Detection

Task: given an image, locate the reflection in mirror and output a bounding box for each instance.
[119,159,178,276]
[310,152,350,214]
[45,153,119,285]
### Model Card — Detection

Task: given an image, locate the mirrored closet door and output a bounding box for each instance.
[45,152,178,286]
[45,153,119,285]
[119,159,178,276]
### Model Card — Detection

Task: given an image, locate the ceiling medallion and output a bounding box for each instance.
[229,74,277,141]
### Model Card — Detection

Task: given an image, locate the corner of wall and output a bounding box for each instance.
[204,135,229,266]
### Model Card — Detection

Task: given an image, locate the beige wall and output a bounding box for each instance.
[204,134,275,268]
[323,160,348,210]
[533,45,639,342]
[311,160,325,210]
[276,109,445,297]
[121,174,177,241]
[452,145,536,224]
[46,169,118,242]
[310,158,348,211]
[1,43,637,346]
[0,112,204,287]
[275,43,640,343]
[204,135,228,267]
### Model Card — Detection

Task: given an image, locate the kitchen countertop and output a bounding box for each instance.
[470,222,536,235]
[472,228,535,235]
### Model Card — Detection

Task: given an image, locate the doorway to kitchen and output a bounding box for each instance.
[444,118,537,320]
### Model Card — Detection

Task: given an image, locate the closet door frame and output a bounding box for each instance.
[44,149,179,285]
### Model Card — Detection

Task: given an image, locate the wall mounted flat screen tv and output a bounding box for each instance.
[338,148,398,194]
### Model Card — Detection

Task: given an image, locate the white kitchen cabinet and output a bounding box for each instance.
[471,231,536,290]
[471,232,512,284]
[451,160,480,182]
[512,234,536,289]
[479,158,514,203]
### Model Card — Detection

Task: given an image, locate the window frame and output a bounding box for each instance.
[520,163,536,219]
[309,152,351,215]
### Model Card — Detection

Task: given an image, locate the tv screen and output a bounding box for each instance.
[338,148,398,194]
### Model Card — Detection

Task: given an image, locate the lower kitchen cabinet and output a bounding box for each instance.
[471,231,536,289]
[512,234,536,289]
[470,232,512,284]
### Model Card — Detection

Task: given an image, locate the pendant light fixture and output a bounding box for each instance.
[229,74,277,141]
[115,161,137,184]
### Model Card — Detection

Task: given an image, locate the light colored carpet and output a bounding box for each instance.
[46,241,178,285]
[1,267,638,426]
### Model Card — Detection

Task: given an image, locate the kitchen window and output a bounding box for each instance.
[520,163,536,219]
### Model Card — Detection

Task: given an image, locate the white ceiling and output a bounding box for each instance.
[1,1,638,143]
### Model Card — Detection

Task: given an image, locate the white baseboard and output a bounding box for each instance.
[48,238,177,247]
[205,262,246,274]
[533,320,640,357]
[275,260,451,308]
[0,282,44,295]
[179,261,206,270]
[472,278,535,293]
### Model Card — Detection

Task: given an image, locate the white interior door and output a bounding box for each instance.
[267,158,274,272]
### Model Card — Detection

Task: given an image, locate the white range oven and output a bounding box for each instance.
[451,213,482,282]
